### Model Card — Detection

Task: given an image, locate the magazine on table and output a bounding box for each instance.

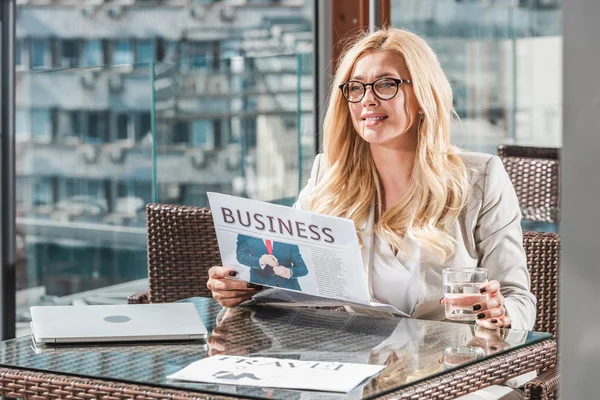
[207,192,409,317]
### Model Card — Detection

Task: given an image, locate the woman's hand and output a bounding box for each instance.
[207,266,263,308]
[473,280,511,329]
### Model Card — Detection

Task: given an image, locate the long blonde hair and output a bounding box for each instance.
[309,28,470,262]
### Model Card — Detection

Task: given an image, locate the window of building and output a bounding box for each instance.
[16,39,24,68]
[180,41,213,70]
[61,178,105,201]
[31,109,52,142]
[83,40,103,66]
[30,39,50,68]
[117,181,152,205]
[70,111,82,139]
[16,109,30,141]
[60,39,81,68]
[136,112,151,141]
[113,40,133,65]
[115,113,130,140]
[191,120,214,149]
[86,111,106,143]
[33,178,53,206]
[16,177,28,206]
[229,117,241,144]
[173,121,189,144]
[135,40,155,65]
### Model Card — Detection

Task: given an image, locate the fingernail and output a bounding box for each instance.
[490,319,498,323]
[255,285,264,291]
[247,283,256,288]
[477,313,485,319]
[229,271,237,277]
[472,304,481,311]
[479,287,487,294]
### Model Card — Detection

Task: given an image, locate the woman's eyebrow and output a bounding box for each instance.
[350,72,397,80]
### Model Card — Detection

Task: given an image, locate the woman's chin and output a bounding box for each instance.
[361,130,394,146]
[360,129,385,143]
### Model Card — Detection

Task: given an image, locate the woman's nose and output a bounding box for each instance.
[361,86,378,106]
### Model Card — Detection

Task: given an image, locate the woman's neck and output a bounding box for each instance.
[370,145,416,212]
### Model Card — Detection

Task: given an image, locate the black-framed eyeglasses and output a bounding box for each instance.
[338,77,413,103]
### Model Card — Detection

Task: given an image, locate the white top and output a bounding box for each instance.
[369,234,421,316]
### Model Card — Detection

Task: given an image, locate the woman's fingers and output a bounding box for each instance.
[475,305,505,321]
[477,315,512,329]
[472,292,504,313]
[209,266,238,279]
[479,280,500,296]
[207,277,259,292]
[207,265,266,307]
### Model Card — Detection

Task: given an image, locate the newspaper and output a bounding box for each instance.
[207,192,409,317]
[167,355,384,393]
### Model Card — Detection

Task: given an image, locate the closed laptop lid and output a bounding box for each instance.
[30,303,207,344]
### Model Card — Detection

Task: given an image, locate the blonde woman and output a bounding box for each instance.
[207,27,535,399]
[208,28,535,332]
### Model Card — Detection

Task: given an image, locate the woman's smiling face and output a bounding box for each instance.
[347,51,421,149]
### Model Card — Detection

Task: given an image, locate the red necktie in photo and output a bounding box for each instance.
[265,239,273,255]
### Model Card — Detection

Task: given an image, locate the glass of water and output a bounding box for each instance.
[442,268,489,321]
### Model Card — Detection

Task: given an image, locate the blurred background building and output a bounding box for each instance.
[13,0,561,333]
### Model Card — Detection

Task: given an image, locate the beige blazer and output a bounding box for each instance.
[296,151,536,331]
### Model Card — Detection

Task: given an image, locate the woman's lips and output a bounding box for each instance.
[363,115,388,127]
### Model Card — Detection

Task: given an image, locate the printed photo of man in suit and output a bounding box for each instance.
[236,234,308,291]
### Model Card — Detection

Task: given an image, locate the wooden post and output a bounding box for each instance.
[330,0,390,73]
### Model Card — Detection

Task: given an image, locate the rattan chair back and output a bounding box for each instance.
[146,203,220,303]
[497,145,560,223]
[523,231,560,337]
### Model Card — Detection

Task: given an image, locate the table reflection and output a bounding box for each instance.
[206,305,529,396]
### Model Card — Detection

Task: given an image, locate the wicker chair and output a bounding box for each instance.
[522,231,560,400]
[128,203,220,304]
[129,204,560,399]
[497,145,560,224]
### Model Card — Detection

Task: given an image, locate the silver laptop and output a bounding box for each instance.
[30,303,208,344]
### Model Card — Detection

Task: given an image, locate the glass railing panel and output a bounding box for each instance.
[391,0,561,233]
[15,63,154,335]
[152,53,315,208]
[391,0,562,154]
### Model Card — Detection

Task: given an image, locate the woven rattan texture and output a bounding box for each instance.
[523,231,560,400]
[128,291,149,304]
[146,204,221,303]
[497,145,559,160]
[0,368,244,400]
[523,231,560,338]
[380,340,556,400]
[497,145,560,223]
[524,369,560,400]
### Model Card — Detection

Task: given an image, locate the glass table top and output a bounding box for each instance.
[0,297,551,400]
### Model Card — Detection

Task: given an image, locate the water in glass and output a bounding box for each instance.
[443,282,488,321]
